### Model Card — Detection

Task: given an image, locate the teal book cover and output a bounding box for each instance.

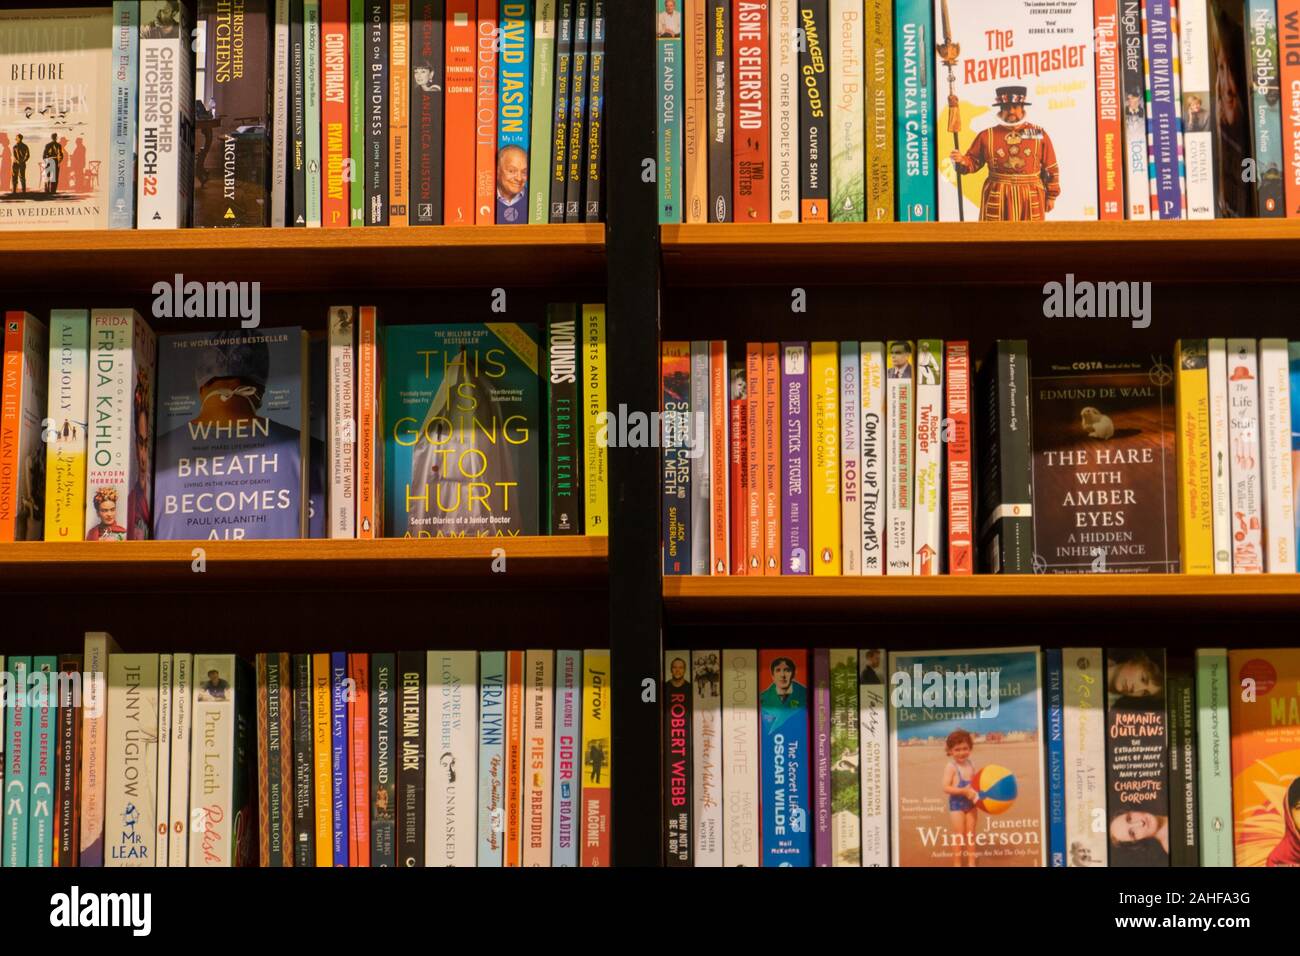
[26,656,57,866]
[894,0,934,220]
[384,323,541,536]
[3,657,32,867]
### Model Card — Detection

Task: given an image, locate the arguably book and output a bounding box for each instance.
[1229,648,1300,866]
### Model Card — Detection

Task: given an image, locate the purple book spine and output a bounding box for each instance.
[781,343,810,574]
[813,647,832,867]
[1142,0,1185,218]
[330,651,349,868]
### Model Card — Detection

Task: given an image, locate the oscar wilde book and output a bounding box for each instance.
[798,1,830,223]
[1141,0,1187,219]
[769,0,797,223]
[1062,648,1106,867]
[1095,0,1124,219]
[580,648,611,866]
[813,649,831,865]
[829,648,860,866]
[1246,0,1285,215]
[732,0,769,221]
[935,0,1099,222]
[708,0,732,221]
[1229,649,1300,866]
[889,646,1046,867]
[109,1,139,229]
[43,312,89,542]
[106,654,159,867]
[137,0,196,228]
[1029,354,1179,573]
[477,651,505,866]
[194,0,271,226]
[1208,0,1254,215]
[0,7,111,230]
[692,649,722,866]
[397,650,425,866]
[1104,647,1169,866]
[894,0,934,220]
[720,649,759,866]
[865,0,894,220]
[0,312,48,541]
[759,649,811,866]
[189,655,255,867]
[1180,0,1215,218]
[858,648,888,866]
[663,650,692,865]
[429,651,477,866]
[153,329,310,540]
[1119,0,1151,218]
[552,649,582,867]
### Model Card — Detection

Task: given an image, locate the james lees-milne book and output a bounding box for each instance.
[1029,354,1179,573]
[384,323,540,537]
[154,329,311,540]
[0,7,112,230]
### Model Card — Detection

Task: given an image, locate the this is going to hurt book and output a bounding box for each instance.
[1229,649,1300,866]
[154,329,310,540]
[889,646,1046,867]
[1030,354,1179,573]
[384,323,540,537]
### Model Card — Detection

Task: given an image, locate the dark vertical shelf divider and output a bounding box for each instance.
[605,5,663,866]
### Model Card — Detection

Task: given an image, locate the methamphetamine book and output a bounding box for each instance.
[106,653,159,866]
[138,0,196,228]
[0,312,48,541]
[692,649,722,866]
[153,329,310,540]
[189,655,255,867]
[663,341,692,573]
[1104,647,1169,866]
[552,649,582,866]
[759,649,811,866]
[976,340,1033,572]
[721,649,759,866]
[109,1,139,229]
[859,648,888,866]
[1061,648,1106,866]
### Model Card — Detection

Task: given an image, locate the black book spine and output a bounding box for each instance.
[564,0,591,221]
[707,0,731,221]
[265,654,286,866]
[410,0,446,224]
[233,656,258,867]
[549,0,575,222]
[370,652,396,866]
[366,1,390,224]
[546,304,583,534]
[976,340,1034,573]
[292,653,315,868]
[582,1,605,222]
[397,649,425,866]
[1104,648,1170,867]
[56,654,81,866]
[291,0,307,224]
[798,1,829,221]
[663,653,693,866]
[1167,653,1198,867]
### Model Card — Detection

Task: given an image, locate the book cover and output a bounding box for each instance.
[405,0,438,226]
[348,652,369,866]
[861,342,885,574]
[726,372,744,575]
[291,654,314,867]
[496,0,533,224]
[977,340,1033,572]
[709,343,729,574]
[759,649,811,866]
[762,342,780,573]
[1208,0,1254,215]
[1120,0,1151,218]
[889,646,1046,867]
[168,653,192,868]
[810,341,840,574]
[477,650,506,866]
[769,0,798,222]
[830,0,866,220]
[0,312,48,541]
[1180,0,1215,218]
[397,650,425,866]
[306,0,324,226]
[550,0,575,222]
[664,650,692,865]
[369,652,395,866]
[190,655,254,867]
[292,0,308,225]
[321,0,350,227]
[364,0,390,226]
[1096,0,1125,219]
[154,329,310,540]
[582,304,608,535]
[1246,0,1285,215]
[1282,0,1300,215]
[330,652,348,867]
[581,1,604,221]
[257,653,294,866]
[913,339,942,574]
[1029,353,1179,573]
[829,648,860,866]
[692,649,722,866]
[580,648,611,866]
[529,0,557,223]
[663,341,692,574]
[1209,338,1233,571]
[272,0,291,223]
[106,654,159,866]
[521,649,550,866]
[813,648,832,865]
[1044,649,1065,867]
[708,0,732,220]
[866,0,894,219]
[733,0,770,221]
[745,343,764,573]
[1167,652,1198,867]
[547,305,584,534]
[54,654,82,867]
[945,341,973,574]
[79,633,120,867]
[1105,647,1169,866]
[1142,0,1188,219]
[1259,338,1295,571]
[28,658,58,866]
[3,657,31,866]
[1176,340,1214,573]
[886,340,914,575]
[552,649,582,866]
[839,341,861,575]
[1061,648,1107,866]
[658,0,683,223]
[721,648,759,866]
[477,0,499,223]
[445,0,476,223]
[566,0,594,220]
[429,650,478,865]
[895,0,934,220]
[799,1,830,223]
[1227,338,1264,572]
[109,1,139,229]
[859,648,888,866]
[137,0,196,228]
[1195,648,1233,866]
[781,343,809,574]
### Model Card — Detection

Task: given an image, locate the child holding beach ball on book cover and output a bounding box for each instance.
[943,729,980,867]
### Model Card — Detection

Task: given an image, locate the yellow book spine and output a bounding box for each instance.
[1176,340,1214,574]
[583,304,608,536]
[43,312,89,541]
[811,342,841,574]
[580,648,611,866]
[312,653,333,866]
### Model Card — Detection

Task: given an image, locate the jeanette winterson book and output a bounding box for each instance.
[153,329,310,540]
[1029,354,1179,573]
[383,323,540,537]
[889,646,1046,868]
[0,7,111,230]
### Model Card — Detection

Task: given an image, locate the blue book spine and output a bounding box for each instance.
[1291,343,1300,570]
[108,2,139,229]
[1142,0,1186,219]
[476,651,505,865]
[498,1,534,223]
[551,649,582,866]
[894,0,934,221]
[330,652,349,867]
[3,658,32,867]
[1045,648,1066,867]
[759,650,811,866]
[657,0,682,223]
[26,657,57,867]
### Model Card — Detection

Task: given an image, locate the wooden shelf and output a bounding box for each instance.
[0,537,608,593]
[0,225,605,292]
[664,574,1300,622]
[661,220,1300,285]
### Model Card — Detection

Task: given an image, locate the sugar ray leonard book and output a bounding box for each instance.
[153,329,310,540]
[1030,353,1179,573]
[933,0,1098,222]
[889,647,1046,867]
[0,7,112,229]
[384,323,540,537]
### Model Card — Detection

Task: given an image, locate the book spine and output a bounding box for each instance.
[356,306,378,538]
[1141,0,1188,219]
[153,654,172,868]
[476,0,500,223]
[979,340,1035,573]
[579,648,611,867]
[659,0,684,224]
[397,650,425,866]
[190,655,249,867]
[330,652,349,866]
[582,304,608,535]
[328,306,356,537]
[709,342,730,574]
[477,651,506,865]
[1,314,46,542]
[497,0,534,225]
[365,1,390,225]
[312,653,332,865]
[1247,0,1286,215]
[745,343,765,574]
[913,339,942,575]
[54,655,81,867]
[292,0,308,224]
[109,2,139,229]
[770,0,799,223]
[1194,648,1232,866]
[3,658,31,866]
[273,0,292,226]
[759,649,810,866]
[944,341,973,574]
[864,0,893,220]
[762,341,781,573]
[322,0,351,226]
[720,649,759,866]
[306,0,324,226]
[551,650,582,866]
[106,654,158,867]
[1119,0,1150,218]
[291,654,314,867]
[548,306,585,534]
[446,0,477,223]
[431,651,479,865]
[27,658,57,866]
[582,1,605,221]
[529,0,558,223]
[257,654,271,866]
[663,342,692,574]
[167,654,192,867]
[830,0,865,221]
[781,343,810,574]
[1104,648,1169,866]
[1176,340,1215,573]
[810,341,840,573]
[78,635,114,867]
[812,647,832,866]
[0,315,25,540]
[505,649,524,865]
[728,360,748,575]
[860,342,885,574]
[349,0,366,225]
[1167,653,1198,867]
[348,652,370,866]
[1227,338,1264,572]
[733,0,770,221]
[1044,649,1066,867]
[828,648,860,865]
[406,1,439,225]
[522,650,551,866]
[886,340,914,574]
[1179,0,1215,218]
[665,650,696,868]
[685,0,710,222]
[550,0,575,221]
[691,341,712,573]
[390,0,411,225]
[894,0,933,220]
[1260,338,1296,570]
[1060,648,1107,867]
[43,312,89,542]
[1208,338,1232,571]
[369,652,395,866]
[689,650,722,866]
[1292,343,1300,569]
[1282,0,1300,215]
[1095,0,1124,219]
[708,0,732,220]
[565,0,591,220]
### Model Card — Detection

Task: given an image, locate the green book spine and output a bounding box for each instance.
[2,657,32,867]
[1195,648,1233,866]
[829,649,860,865]
[349,0,366,225]
[306,0,323,226]
[26,657,58,867]
[529,0,558,223]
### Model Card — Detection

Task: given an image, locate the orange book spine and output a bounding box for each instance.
[475,0,499,224]
[745,343,764,574]
[321,0,351,227]
[348,653,370,866]
[0,313,25,542]
[761,342,780,574]
[1095,0,1124,220]
[731,0,769,221]
[709,340,730,574]
[445,0,478,224]
[389,1,410,225]
[356,307,377,538]
[505,649,524,865]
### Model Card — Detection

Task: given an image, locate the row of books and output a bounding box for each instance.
[0,305,606,541]
[0,1,605,231]
[661,338,1300,575]
[656,0,1297,223]
[665,646,1300,867]
[0,639,613,867]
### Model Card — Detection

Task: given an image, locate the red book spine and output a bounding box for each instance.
[1095,0,1124,220]
[731,1,769,221]
[745,343,764,574]
[445,0,478,224]
[729,362,748,575]
[349,653,370,866]
[762,341,781,575]
[0,313,25,542]
[321,0,351,227]
[475,0,499,224]
[709,341,730,573]
[944,341,973,575]
[1280,0,1300,216]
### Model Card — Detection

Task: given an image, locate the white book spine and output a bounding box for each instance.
[105,654,159,867]
[690,341,711,574]
[79,631,118,866]
[1227,339,1264,573]
[427,650,478,866]
[328,306,356,537]
[154,653,172,868]
[913,340,943,575]
[1207,339,1232,572]
[720,649,759,867]
[1259,339,1295,572]
[861,342,885,575]
[840,343,862,574]
[188,654,238,867]
[691,650,723,866]
[522,650,553,866]
[271,0,291,228]
[168,652,192,867]
[886,342,914,574]
[1061,648,1106,867]
[1178,0,1214,219]
[830,0,866,220]
[858,649,888,866]
[137,2,195,228]
[770,0,799,223]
